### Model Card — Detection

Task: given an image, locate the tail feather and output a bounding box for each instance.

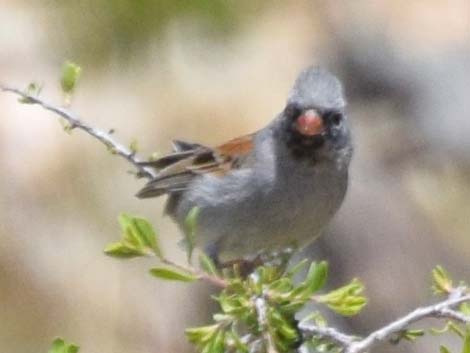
[138,150,195,170]
[136,173,193,198]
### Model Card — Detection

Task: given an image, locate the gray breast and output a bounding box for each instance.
[173,144,348,261]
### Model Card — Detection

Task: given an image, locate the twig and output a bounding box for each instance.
[346,293,470,353]
[255,296,278,353]
[161,257,227,289]
[298,322,356,348]
[0,84,230,287]
[299,292,470,353]
[0,85,157,179]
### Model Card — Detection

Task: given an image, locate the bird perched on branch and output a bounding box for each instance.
[137,67,353,265]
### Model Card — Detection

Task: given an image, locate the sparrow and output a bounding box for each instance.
[137,67,353,264]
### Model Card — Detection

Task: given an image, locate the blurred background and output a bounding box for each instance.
[1,1,469,352]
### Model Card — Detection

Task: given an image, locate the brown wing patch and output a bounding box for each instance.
[196,133,255,176]
[216,134,254,157]
[136,134,255,199]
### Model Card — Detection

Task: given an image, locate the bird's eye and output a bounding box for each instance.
[329,112,343,126]
[285,104,302,119]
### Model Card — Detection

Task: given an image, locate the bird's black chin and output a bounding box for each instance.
[285,131,326,161]
[298,134,325,149]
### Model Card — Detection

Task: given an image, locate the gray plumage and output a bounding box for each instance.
[137,67,353,262]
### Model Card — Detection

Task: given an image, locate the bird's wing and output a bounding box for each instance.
[136,134,255,198]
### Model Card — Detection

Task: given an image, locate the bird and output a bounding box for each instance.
[136,67,353,266]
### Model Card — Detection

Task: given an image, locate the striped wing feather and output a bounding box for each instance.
[136,134,254,198]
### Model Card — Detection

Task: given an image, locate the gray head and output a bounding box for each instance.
[287,66,346,110]
[278,67,352,164]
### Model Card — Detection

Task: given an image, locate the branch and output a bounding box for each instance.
[299,291,470,353]
[160,256,228,289]
[255,296,278,353]
[0,85,157,179]
[298,322,356,348]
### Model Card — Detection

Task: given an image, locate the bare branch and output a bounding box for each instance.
[436,308,470,324]
[298,321,356,348]
[0,85,157,179]
[346,293,470,353]
[255,296,278,353]
[299,292,470,353]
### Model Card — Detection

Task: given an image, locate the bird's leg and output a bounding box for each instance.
[204,240,264,276]
[219,256,264,277]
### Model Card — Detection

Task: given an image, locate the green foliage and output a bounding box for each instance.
[390,329,425,344]
[129,138,139,154]
[149,267,197,282]
[104,213,162,258]
[315,278,367,316]
[439,330,470,353]
[184,206,200,263]
[187,262,365,353]
[18,81,42,104]
[433,266,454,295]
[60,61,81,95]
[429,266,470,353]
[199,253,220,277]
[102,214,368,352]
[461,303,470,316]
[441,346,452,353]
[101,215,470,353]
[48,338,79,353]
[464,332,470,353]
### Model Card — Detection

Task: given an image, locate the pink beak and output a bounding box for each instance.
[296,109,324,136]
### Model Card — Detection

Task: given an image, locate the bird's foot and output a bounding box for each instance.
[219,256,264,277]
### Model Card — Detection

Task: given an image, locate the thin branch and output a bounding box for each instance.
[346,293,470,353]
[436,308,470,324]
[299,292,470,353]
[160,257,227,289]
[0,85,157,179]
[255,296,278,353]
[299,322,356,348]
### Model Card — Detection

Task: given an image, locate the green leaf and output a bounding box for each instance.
[460,303,470,316]
[305,261,328,294]
[184,207,200,263]
[268,277,294,294]
[431,321,465,338]
[317,278,367,316]
[149,267,197,282]
[390,329,425,344]
[463,331,470,353]
[270,309,298,341]
[116,213,162,258]
[18,82,42,104]
[226,329,249,353]
[60,61,81,95]
[48,338,79,353]
[199,253,220,277]
[432,266,453,295]
[286,259,308,278]
[440,346,452,353]
[103,242,144,258]
[212,329,225,353]
[186,324,219,345]
[129,139,139,154]
[288,261,328,300]
[300,311,327,327]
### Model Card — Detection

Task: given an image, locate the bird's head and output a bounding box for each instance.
[280,67,352,164]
